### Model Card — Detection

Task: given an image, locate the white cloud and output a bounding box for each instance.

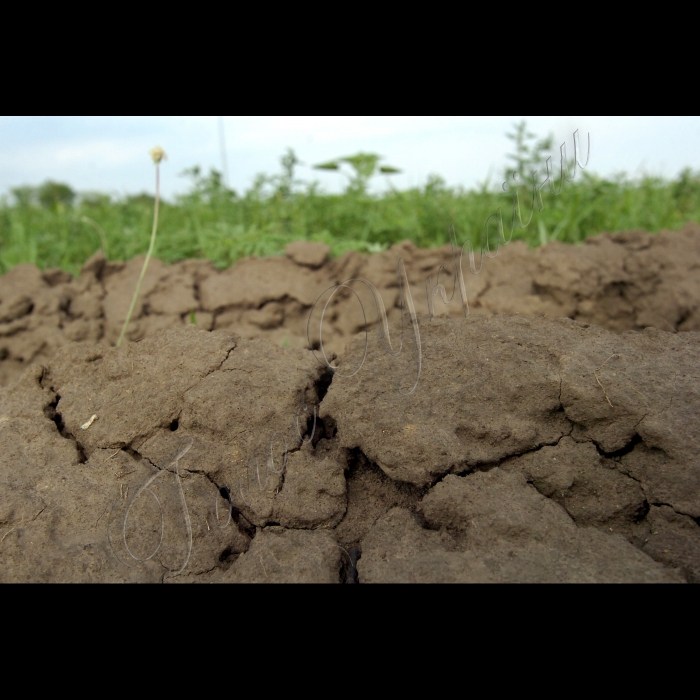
[52,140,146,166]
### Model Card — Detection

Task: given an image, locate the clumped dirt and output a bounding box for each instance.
[1,224,699,582]
[2,223,699,389]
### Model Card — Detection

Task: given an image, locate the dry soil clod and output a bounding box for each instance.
[1,229,700,582]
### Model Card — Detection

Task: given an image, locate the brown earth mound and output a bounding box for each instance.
[0,225,699,582]
[1,224,699,388]
[0,315,698,582]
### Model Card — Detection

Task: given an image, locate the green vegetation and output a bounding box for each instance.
[313,152,402,194]
[2,124,700,276]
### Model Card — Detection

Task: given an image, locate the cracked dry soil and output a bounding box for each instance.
[1,226,699,583]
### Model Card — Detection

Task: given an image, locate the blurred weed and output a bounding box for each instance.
[80,215,109,258]
[11,181,76,211]
[38,181,76,211]
[1,125,700,276]
[314,152,401,195]
[504,120,555,183]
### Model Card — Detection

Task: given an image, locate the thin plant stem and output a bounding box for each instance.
[117,163,160,348]
[80,215,109,259]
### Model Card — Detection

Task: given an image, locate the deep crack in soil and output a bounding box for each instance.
[1,229,699,582]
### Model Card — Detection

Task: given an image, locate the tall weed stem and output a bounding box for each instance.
[117,149,164,347]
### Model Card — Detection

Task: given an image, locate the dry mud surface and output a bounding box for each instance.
[1,225,699,583]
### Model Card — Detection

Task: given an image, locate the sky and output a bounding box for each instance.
[1,116,699,201]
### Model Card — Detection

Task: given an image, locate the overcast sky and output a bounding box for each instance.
[1,116,699,201]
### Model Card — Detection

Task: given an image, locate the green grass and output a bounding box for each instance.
[2,161,700,277]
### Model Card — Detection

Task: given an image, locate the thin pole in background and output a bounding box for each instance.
[218,116,230,187]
